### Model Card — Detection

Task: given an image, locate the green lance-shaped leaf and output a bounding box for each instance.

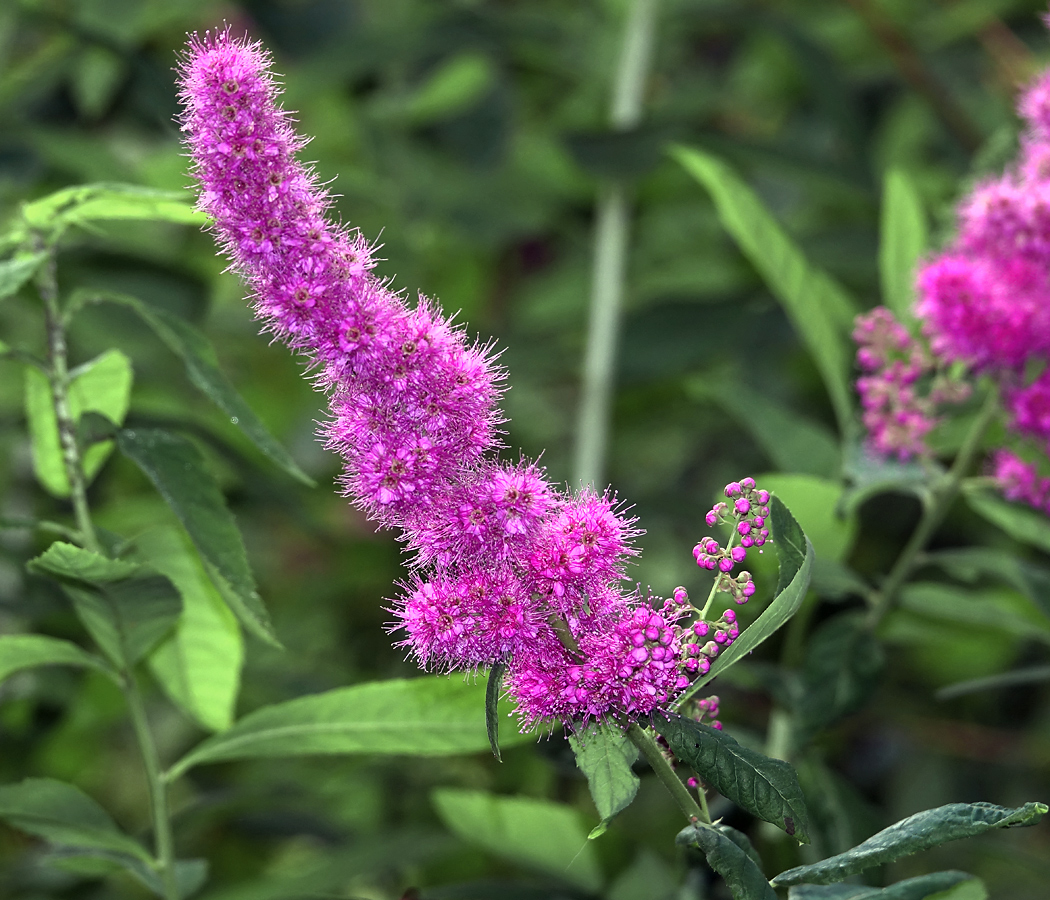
[795,611,885,742]
[685,494,814,696]
[167,676,535,779]
[485,660,505,761]
[141,526,244,732]
[28,542,182,668]
[24,349,132,497]
[116,428,279,648]
[672,144,857,434]
[0,777,152,863]
[83,290,311,486]
[654,715,810,843]
[45,848,207,900]
[431,789,603,892]
[568,723,640,838]
[0,634,111,686]
[964,487,1050,556]
[924,547,1050,620]
[788,871,978,900]
[879,169,927,324]
[0,250,46,301]
[772,802,1046,887]
[677,823,777,900]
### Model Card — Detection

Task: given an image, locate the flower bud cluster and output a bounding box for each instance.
[693,478,767,603]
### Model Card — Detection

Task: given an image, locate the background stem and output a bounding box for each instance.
[573,0,660,486]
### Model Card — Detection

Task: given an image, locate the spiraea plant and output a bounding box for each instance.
[1,6,1049,900]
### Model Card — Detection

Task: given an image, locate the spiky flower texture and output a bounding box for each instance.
[178,30,723,728]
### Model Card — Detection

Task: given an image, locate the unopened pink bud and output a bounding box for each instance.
[693,621,709,637]
[705,511,719,526]
[734,498,751,514]
[752,516,764,528]
[718,557,734,572]
[741,477,755,490]
[724,482,742,498]
[731,546,747,563]
[756,490,770,503]
[723,609,736,623]
[673,586,688,604]
[714,630,726,643]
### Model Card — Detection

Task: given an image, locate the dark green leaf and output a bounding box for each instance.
[87,291,312,485]
[963,487,1050,555]
[772,802,1047,886]
[796,612,884,742]
[0,778,152,863]
[879,169,927,323]
[683,495,814,695]
[0,634,111,686]
[654,715,810,843]
[431,789,602,892]
[672,144,857,433]
[568,723,639,836]
[486,661,505,761]
[28,542,182,667]
[167,676,535,779]
[789,871,974,900]
[116,428,279,648]
[936,665,1050,700]
[0,250,45,300]
[46,848,207,900]
[677,822,778,900]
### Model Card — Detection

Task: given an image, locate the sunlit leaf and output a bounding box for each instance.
[0,250,46,300]
[879,169,926,323]
[568,723,639,836]
[0,635,110,687]
[772,802,1046,886]
[432,789,602,892]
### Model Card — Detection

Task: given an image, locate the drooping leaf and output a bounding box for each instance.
[672,144,857,433]
[788,871,975,900]
[936,664,1050,700]
[879,169,927,323]
[795,612,884,742]
[167,676,534,779]
[0,778,152,863]
[116,428,279,648]
[685,494,814,695]
[28,542,182,667]
[0,250,46,300]
[963,487,1050,555]
[654,715,810,843]
[25,349,133,497]
[85,291,311,485]
[140,527,243,732]
[431,789,602,892]
[772,802,1046,886]
[568,723,639,837]
[899,583,1050,646]
[486,661,505,761]
[0,634,111,687]
[46,848,207,900]
[924,547,1050,620]
[677,823,778,900]
[840,443,936,516]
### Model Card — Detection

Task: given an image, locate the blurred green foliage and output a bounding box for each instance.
[1,0,1050,897]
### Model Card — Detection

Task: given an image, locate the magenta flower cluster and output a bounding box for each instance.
[856,58,1050,514]
[178,31,706,728]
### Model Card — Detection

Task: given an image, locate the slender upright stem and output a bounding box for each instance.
[124,675,179,900]
[699,532,738,619]
[574,0,660,486]
[37,251,100,553]
[626,723,709,824]
[867,389,1000,629]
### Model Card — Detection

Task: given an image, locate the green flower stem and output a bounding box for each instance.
[699,531,739,619]
[574,0,660,486]
[36,251,100,553]
[124,674,179,900]
[867,388,1000,629]
[627,722,710,824]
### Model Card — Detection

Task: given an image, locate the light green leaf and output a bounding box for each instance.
[789,871,975,900]
[672,144,857,433]
[141,527,243,732]
[0,634,110,687]
[756,474,855,562]
[28,542,182,667]
[25,349,132,497]
[0,777,152,863]
[167,676,534,780]
[0,251,46,300]
[964,487,1050,555]
[879,169,927,323]
[926,878,988,900]
[83,291,311,485]
[568,723,639,835]
[431,789,602,892]
[403,52,495,123]
[655,716,810,843]
[677,823,777,900]
[795,612,884,742]
[116,428,279,648]
[47,847,207,900]
[684,495,814,696]
[772,802,1046,886]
